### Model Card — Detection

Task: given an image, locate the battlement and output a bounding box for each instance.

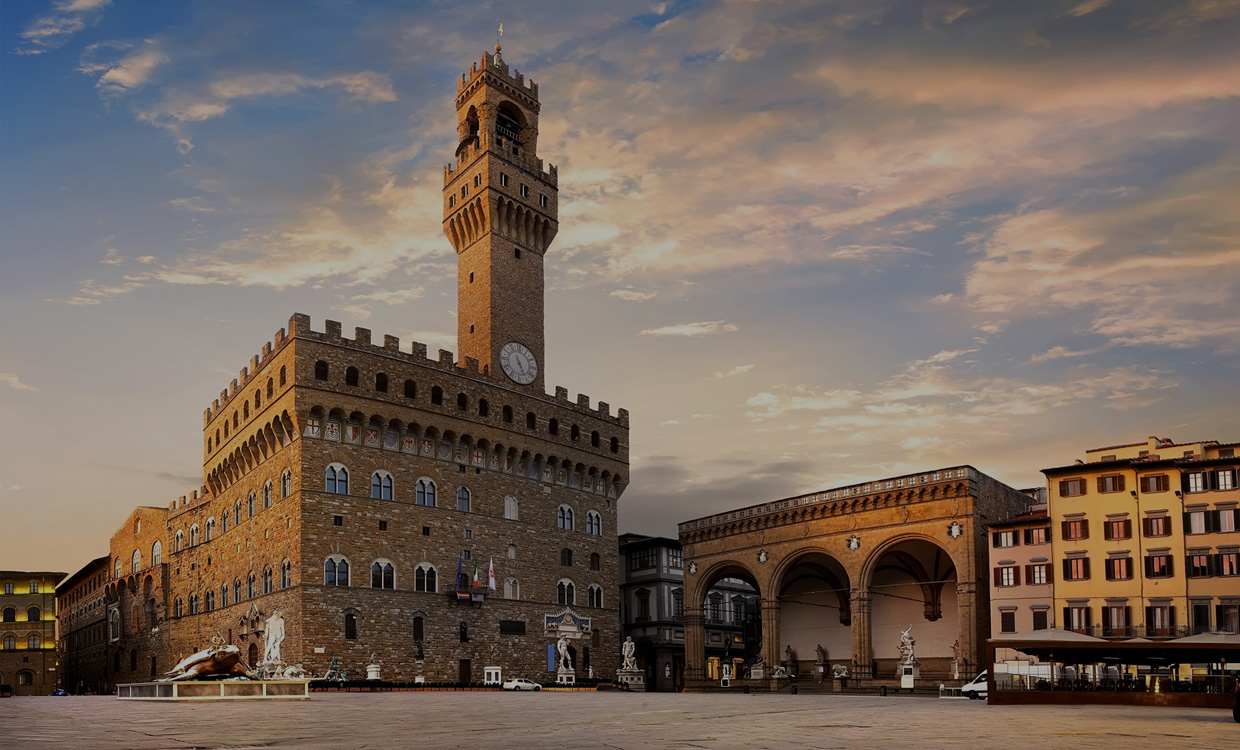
[443,139,557,187]
[458,50,538,100]
[168,485,211,518]
[203,313,626,427]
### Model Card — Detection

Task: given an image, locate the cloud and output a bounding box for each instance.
[79,41,167,96]
[639,320,739,337]
[1,373,39,392]
[99,248,125,265]
[17,0,112,54]
[1067,0,1112,17]
[713,363,756,379]
[334,287,426,320]
[1030,343,1115,363]
[46,279,146,306]
[610,288,656,301]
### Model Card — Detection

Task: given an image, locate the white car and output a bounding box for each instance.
[960,670,988,700]
[502,678,542,691]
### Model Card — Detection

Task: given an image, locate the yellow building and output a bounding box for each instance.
[1045,436,1239,639]
[1,571,66,695]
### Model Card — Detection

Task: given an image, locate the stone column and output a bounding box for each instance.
[955,580,980,679]
[850,589,873,679]
[682,607,706,682]
[761,598,781,672]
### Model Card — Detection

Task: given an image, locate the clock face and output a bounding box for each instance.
[500,342,538,385]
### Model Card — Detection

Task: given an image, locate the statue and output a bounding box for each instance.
[280,663,308,679]
[369,652,380,666]
[785,644,796,665]
[323,657,348,682]
[621,636,637,672]
[556,634,572,671]
[815,644,827,664]
[832,664,849,679]
[416,639,425,661]
[951,638,961,665]
[262,608,285,665]
[898,626,917,664]
[771,664,789,679]
[161,634,258,681]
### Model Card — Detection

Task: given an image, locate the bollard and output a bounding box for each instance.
[743,685,750,694]
[881,685,888,696]
[792,685,798,695]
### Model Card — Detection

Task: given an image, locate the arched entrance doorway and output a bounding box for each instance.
[685,562,761,685]
[777,552,851,675]
[865,538,958,679]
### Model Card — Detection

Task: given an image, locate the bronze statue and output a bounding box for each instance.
[161,635,258,681]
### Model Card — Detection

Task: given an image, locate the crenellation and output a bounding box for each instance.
[383,334,400,351]
[618,408,629,427]
[597,401,609,418]
[577,394,590,409]
[555,386,568,401]
[325,320,342,339]
[240,367,249,383]
[439,349,454,365]
[412,342,428,359]
[262,342,272,358]
[464,356,479,373]
[353,327,371,346]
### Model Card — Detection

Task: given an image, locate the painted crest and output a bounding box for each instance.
[847,535,862,551]
[947,521,964,539]
[758,550,769,564]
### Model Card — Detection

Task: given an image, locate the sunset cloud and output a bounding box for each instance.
[639,321,739,337]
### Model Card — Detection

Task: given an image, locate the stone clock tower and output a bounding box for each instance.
[444,46,558,392]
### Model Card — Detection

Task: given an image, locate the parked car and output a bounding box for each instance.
[51,688,69,697]
[960,671,988,700]
[502,678,542,692]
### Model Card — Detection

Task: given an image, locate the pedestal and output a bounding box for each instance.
[750,665,765,680]
[415,660,424,684]
[616,668,645,692]
[816,663,825,683]
[556,668,576,685]
[366,664,382,681]
[901,662,920,689]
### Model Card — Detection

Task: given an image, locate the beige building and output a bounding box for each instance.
[1045,435,1240,639]
[985,505,1053,636]
[1,571,66,695]
[55,555,111,694]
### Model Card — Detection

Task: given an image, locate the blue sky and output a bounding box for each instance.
[2,0,1238,573]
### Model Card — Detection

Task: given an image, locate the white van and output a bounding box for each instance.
[960,671,988,700]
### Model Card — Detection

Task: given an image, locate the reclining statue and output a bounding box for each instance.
[161,634,259,681]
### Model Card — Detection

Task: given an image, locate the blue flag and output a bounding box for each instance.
[456,553,463,589]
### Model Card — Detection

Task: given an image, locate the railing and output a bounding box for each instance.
[1073,625,1192,639]
[995,674,1236,695]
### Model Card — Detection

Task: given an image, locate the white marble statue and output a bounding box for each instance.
[897,626,916,664]
[832,664,849,679]
[262,608,285,665]
[556,634,572,671]
[621,636,638,671]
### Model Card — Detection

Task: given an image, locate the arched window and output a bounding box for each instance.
[3,634,16,649]
[205,518,216,542]
[263,567,273,594]
[591,431,600,448]
[478,399,489,417]
[221,512,229,533]
[131,550,142,574]
[610,437,619,453]
[456,486,471,512]
[189,524,200,547]
[548,418,559,435]
[266,378,273,399]
[586,511,602,536]
[152,541,162,567]
[221,583,229,607]
[404,379,416,398]
[375,372,388,392]
[504,496,519,520]
[371,561,394,590]
[109,608,121,638]
[254,390,261,410]
[416,479,436,506]
[371,471,393,500]
[431,386,443,405]
[526,412,536,430]
[344,612,358,639]
[189,595,199,615]
[205,591,214,612]
[414,563,437,593]
[279,365,287,386]
[314,361,329,380]
[557,505,574,530]
[247,573,255,599]
[345,367,359,387]
[413,615,425,643]
[557,579,575,605]
[502,405,513,423]
[173,531,183,553]
[243,401,249,419]
[324,556,349,586]
[588,584,603,608]
[247,493,256,517]
[263,481,273,508]
[233,578,242,603]
[17,669,34,686]
[2,607,14,623]
[281,559,291,589]
[457,392,468,411]
[28,606,41,622]
[560,548,573,566]
[590,552,601,571]
[114,557,123,578]
[506,578,520,599]
[281,469,292,498]
[326,464,349,494]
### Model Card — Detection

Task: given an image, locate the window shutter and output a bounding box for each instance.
[1082,558,1091,579]
[1182,512,1191,533]
[1209,554,1220,576]
[1145,606,1154,631]
[1169,606,1176,628]
[993,567,1002,587]
[992,531,1000,548]
[1116,475,1125,492]
[1012,531,1020,547]
[1208,470,1219,490]
[1025,564,1034,583]
[1062,559,1071,580]
[1059,480,1069,496]
[1096,477,1105,493]
[1063,607,1071,629]
[1123,519,1132,539]
[1207,510,1220,534]
[1013,566,1021,586]
[1142,518,1152,537]
[1104,559,1114,580]
[1124,606,1131,630]
[1061,521,1070,540]
[1085,607,1093,627]
[1217,605,1225,630]
[1023,529,1031,545]
[1166,556,1174,576]
[1181,473,1191,493]
[1144,556,1154,577]
[1081,519,1089,539]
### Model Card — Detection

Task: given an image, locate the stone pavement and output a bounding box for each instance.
[0,691,1230,749]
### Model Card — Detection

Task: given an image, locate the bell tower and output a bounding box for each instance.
[444,46,558,392]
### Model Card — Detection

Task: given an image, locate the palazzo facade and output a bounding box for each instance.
[678,467,1031,690]
[77,47,629,690]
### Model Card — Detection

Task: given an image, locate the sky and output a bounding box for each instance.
[2,0,1238,576]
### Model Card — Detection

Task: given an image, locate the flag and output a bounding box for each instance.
[472,560,479,589]
[487,557,496,590]
[456,553,463,590]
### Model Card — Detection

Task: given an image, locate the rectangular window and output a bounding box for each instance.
[1145,516,1171,537]
[1187,472,1208,493]
[1104,519,1131,541]
[1032,610,1049,631]
[379,521,387,531]
[1221,605,1240,635]
[1027,564,1049,585]
[519,183,529,198]
[1059,478,1085,497]
[1104,605,1130,637]
[1186,511,1208,535]
[993,530,1016,548]
[1146,554,1173,578]
[995,566,1017,587]
[1062,519,1089,541]
[1219,552,1239,576]
[1024,527,1048,545]
[1064,557,1090,581]
[500,173,508,187]
[1067,606,1090,633]
[629,548,657,571]
[1000,611,1016,633]
[539,194,548,208]
[1147,605,1174,636]
[1218,471,1235,491]
[1140,475,1169,493]
[333,515,343,527]
[1220,510,1238,533]
[499,620,526,635]
[669,550,683,569]
[1097,474,1125,494]
[1105,557,1133,581]
[1188,553,1213,578]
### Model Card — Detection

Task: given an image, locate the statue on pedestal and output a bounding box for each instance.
[832,664,849,679]
[897,626,917,664]
[815,644,827,664]
[161,634,258,681]
[621,636,637,672]
[262,608,285,666]
[556,634,572,671]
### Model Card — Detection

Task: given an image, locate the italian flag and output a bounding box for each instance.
[472,560,479,589]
